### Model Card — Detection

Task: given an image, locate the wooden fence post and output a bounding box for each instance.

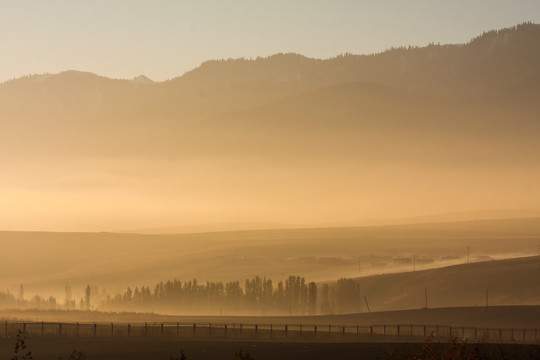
[224,324,227,338]
[59,322,62,337]
[383,325,386,336]
[111,322,114,337]
[93,323,97,337]
[128,324,131,337]
[342,326,345,337]
[270,324,272,338]
[397,325,400,336]
[76,322,79,337]
[285,325,288,337]
[240,324,243,337]
[208,323,211,336]
[423,325,426,337]
[177,322,179,337]
[23,322,26,334]
[41,322,44,337]
[370,326,373,336]
[255,324,258,336]
[145,322,148,336]
[5,321,7,337]
[314,325,317,337]
[192,323,196,336]
[161,323,164,337]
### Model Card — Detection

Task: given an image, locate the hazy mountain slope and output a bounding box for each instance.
[2,23,539,160]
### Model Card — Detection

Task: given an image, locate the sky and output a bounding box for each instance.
[1,0,540,83]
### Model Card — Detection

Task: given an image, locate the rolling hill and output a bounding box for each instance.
[1,217,539,310]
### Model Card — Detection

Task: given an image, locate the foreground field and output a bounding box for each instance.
[1,337,539,360]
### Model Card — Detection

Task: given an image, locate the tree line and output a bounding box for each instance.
[0,276,364,315]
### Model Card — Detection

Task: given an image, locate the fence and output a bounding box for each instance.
[3,321,539,344]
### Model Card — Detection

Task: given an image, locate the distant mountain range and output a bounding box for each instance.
[2,23,540,232]
[2,23,539,158]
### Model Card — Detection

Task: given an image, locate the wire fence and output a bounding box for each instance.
[3,321,539,344]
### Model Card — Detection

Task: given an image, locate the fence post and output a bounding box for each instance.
[383,325,386,336]
[449,326,452,337]
[240,324,242,337]
[177,322,179,337]
[128,324,131,337]
[370,326,373,336]
[474,327,477,339]
[255,324,258,336]
[423,325,426,338]
[342,326,345,337]
[5,321,7,337]
[76,322,79,337]
[23,322,26,334]
[285,325,288,337]
[208,323,211,336]
[145,322,148,336]
[299,324,302,335]
[93,323,97,337]
[357,325,359,337]
[161,323,164,337]
[511,328,514,341]
[314,325,317,337]
[270,324,272,338]
[397,325,400,336]
[192,323,196,336]
[523,329,526,341]
[59,322,62,337]
[499,328,502,340]
[111,322,114,337]
[41,322,44,337]
[329,325,331,335]
[224,324,227,338]
[436,326,439,338]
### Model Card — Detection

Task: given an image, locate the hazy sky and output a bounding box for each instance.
[1,0,539,83]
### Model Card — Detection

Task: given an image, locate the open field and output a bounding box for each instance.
[3,305,540,329]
